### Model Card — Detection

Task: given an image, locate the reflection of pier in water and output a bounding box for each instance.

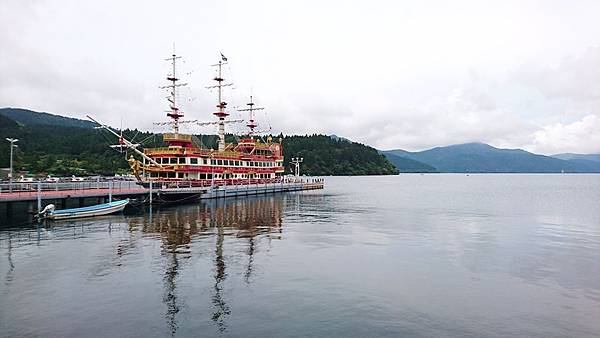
[135,195,284,335]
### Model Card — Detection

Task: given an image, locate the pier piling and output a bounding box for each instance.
[37,182,41,213]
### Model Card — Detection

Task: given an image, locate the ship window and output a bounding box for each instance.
[177,172,183,178]
[206,173,212,179]
[170,158,177,164]
[190,158,198,165]
[178,157,186,164]
[224,160,230,166]
[217,160,223,165]
[167,172,175,178]
[235,161,239,166]
[200,173,206,179]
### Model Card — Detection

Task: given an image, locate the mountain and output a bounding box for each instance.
[551,153,600,163]
[379,152,437,173]
[381,142,600,173]
[0,108,398,176]
[0,108,95,128]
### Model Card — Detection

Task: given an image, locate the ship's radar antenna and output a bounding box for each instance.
[160,53,187,134]
[206,54,234,151]
[237,95,266,137]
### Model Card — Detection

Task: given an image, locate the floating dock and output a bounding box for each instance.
[0,179,324,216]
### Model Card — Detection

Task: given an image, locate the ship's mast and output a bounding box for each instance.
[161,53,187,135]
[207,56,233,151]
[237,95,265,138]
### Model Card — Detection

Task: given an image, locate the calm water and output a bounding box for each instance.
[1,175,600,337]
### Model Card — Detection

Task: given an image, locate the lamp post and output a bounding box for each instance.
[291,157,303,178]
[210,153,215,189]
[6,138,18,192]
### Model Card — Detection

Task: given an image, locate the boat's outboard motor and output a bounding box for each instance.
[39,204,55,217]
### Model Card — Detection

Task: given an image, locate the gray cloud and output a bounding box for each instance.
[1,0,600,154]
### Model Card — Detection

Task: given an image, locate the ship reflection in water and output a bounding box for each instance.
[129,196,284,335]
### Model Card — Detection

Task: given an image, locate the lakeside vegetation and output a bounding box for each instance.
[0,108,398,176]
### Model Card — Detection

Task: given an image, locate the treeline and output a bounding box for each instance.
[0,112,397,176]
[282,134,398,175]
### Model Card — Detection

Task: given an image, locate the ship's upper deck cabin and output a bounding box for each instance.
[143,133,283,162]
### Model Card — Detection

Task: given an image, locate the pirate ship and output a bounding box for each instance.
[90,53,287,188]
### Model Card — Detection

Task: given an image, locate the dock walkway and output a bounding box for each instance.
[0,179,324,205]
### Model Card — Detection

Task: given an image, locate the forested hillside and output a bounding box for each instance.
[0,108,398,176]
[282,135,398,175]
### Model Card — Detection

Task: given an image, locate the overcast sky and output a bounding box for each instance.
[2,0,600,154]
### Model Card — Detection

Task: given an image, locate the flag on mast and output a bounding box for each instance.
[221,53,228,62]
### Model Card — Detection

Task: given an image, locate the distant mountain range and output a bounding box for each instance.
[551,153,600,164]
[380,143,600,173]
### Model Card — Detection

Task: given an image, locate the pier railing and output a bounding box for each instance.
[0,180,140,197]
[0,177,324,202]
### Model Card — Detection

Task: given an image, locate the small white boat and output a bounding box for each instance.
[39,199,129,220]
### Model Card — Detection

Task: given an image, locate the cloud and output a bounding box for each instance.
[2,0,600,154]
[528,115,600,155]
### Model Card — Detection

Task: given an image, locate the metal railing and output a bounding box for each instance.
[0,180,140,196]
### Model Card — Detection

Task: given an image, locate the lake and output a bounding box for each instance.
[1,174,599,337]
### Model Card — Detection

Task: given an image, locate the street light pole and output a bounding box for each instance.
[6,138,19,193]
[291,157,303,178]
